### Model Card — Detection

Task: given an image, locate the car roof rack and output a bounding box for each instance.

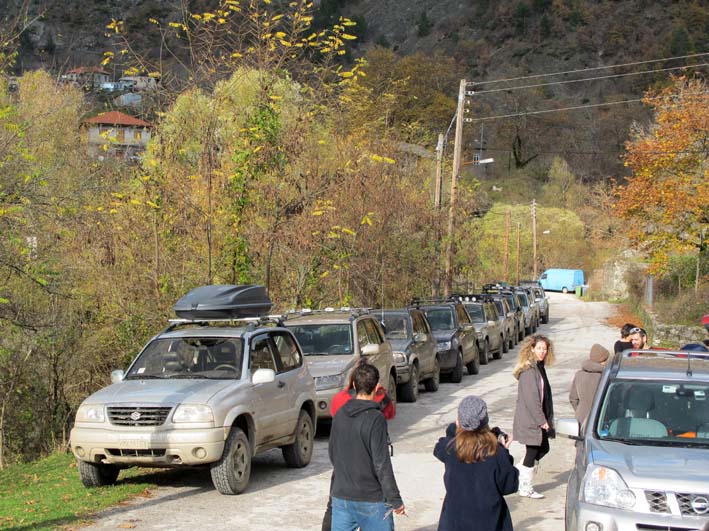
[610,349,709,379]
[481,283,514,293]
[450,293,494,303]
[282,307,372,320]
[410,296,459,307]
[163,314,285,332]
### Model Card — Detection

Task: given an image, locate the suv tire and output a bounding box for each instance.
[211,427,251,495]
[502,334,509,354]
[399,363,419,403]
[495,335,505,359]
[282,410,314,468]
[77,460,119,487]
[542,312,549,324]
[479,340,490,365]
[388,373,397,404]
[423,358,440,392]
[450,351,464,383]
[466,347,480,375]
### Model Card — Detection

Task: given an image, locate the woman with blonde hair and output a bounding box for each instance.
[434,395,518,530]
[512,334,555,499]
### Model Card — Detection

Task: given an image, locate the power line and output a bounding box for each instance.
[469,146,707,157]
[469,52,709,87]
[468,91,709,122]
[471,63,709,95]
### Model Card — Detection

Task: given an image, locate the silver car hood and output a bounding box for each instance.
[388,339,412,353]
[84,379,239,406]
[305,356,354,378]
[433,330,456,342]
[589,437,709,490]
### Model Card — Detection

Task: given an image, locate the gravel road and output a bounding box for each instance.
[81,292,619,531]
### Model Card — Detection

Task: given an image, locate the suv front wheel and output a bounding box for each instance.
[399,363,419,402]
[211,427,251,495]
[282,410,314,468]
[78,460,119,488]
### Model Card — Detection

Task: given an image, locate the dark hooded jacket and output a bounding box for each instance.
[328,398,403,508]
[434,423,518,531]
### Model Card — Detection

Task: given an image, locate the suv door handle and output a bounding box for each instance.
[277,380,286,388]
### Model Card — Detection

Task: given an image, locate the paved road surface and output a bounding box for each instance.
[81,293,619,530]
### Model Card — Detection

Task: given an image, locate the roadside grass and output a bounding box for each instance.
[0,452,162,531]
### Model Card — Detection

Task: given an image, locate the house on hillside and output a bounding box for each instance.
[60,67,111,91]
[84,111,152,161]
[118,75,159,92]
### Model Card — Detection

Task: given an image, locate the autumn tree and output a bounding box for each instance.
[616,76,709,275]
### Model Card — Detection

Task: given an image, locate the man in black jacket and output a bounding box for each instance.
[328,363,405,530]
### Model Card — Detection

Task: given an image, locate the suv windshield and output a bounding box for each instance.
[288,324,353,356]
[126,337,243,380]
[517,293,529,308]
[463,303,485,323]
[381,314,411,340]
[596,379,709,447]
[424,308,455,331]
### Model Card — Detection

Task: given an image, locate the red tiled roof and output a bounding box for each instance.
[85,111,151,127]
[67,66,110,75]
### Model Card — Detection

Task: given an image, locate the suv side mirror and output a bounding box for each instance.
[487,320,496,327]
[361,343,380,356]
[461,323,474,330]
[413,333,427,343]
[252,368,276,385]
[111,369,125,383]
[556,418,581,440]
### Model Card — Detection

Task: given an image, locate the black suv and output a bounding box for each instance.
[412,299,479,383]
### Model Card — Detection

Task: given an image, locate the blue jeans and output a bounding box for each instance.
[331,497,394,531]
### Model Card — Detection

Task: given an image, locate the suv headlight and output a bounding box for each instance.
[173,404,214,423]
[583,465,636,509]
[438,341,452,352]
[76,404,105,423]
[315,373,346,391]
[393,352,407,364]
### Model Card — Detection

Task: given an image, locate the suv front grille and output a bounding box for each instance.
[645,491,670,513]
[107,406,172,426]
[106,448,167,457]
[676,492,709,516]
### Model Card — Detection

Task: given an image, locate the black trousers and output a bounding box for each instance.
[523,429,550,467]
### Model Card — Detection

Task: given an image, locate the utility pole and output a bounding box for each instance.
[503,208,510,282]
[516,222,521,285]
[432,133,444,297]
[434,133,444,209]
[444,79,467,297]
[532,198,538,280]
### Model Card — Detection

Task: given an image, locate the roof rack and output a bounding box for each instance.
[282,307,372,320]
[163,314,285,332]
[481,283,513,293]
[410,296,460,307]
[610,349,709,379]
[450,293,494,303]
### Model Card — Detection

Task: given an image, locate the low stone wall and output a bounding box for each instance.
[643,310,707,348]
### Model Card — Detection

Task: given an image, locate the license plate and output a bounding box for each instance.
[118,434,151,448]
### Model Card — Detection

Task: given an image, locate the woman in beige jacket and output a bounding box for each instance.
[512,334,555,499]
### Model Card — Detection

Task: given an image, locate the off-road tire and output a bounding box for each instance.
[282,410,314,468]
[542,312,549,324]
[479,339,490,365]
[495,335,505,359]
[423,357,440,392]
[77,460,119,488]
[518,326,524,342]
[502,334,509,354]
[466,345,480,375]
[399,363,419,402]
[450,351,464,383]
[210,427,251,495]
[388,373,397,404]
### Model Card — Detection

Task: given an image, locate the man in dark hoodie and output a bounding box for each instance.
[328,363,405,531]
[569,343,610,429]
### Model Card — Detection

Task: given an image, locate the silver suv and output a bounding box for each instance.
[558,349,709,530]
[284,308,396,419]
[70,286,317,495]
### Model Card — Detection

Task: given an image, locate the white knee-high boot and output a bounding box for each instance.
[517,464,544,498]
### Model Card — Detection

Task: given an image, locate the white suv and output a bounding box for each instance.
[70,285,317,495]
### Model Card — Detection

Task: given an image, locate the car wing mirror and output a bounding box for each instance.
[252,368,276,384]
[413,333,426,343]
[487,320,496,327]
[111,369,125,383]
[361,343,381,356]
[556,418,582,440]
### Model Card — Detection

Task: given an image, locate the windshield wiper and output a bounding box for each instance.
[166,373,209,379]
[124,374,164,380]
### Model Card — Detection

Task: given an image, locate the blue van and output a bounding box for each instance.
[538,269,584,293]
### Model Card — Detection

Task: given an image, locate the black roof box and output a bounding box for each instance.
[173,285,272,319]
